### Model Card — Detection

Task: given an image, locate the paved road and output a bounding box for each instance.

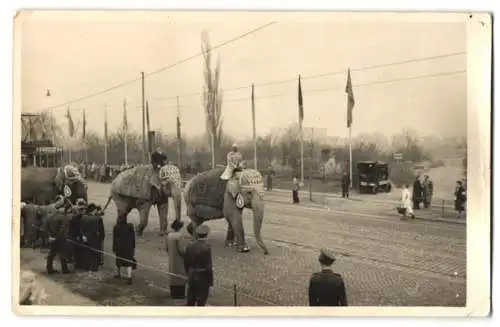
[75,181,465,306]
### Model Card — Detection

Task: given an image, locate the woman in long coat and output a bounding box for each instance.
[166,220,189,299]
[454,180,467,218]
[112,218,136,285]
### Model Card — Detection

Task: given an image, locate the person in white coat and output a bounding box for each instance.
[401,184,415,219]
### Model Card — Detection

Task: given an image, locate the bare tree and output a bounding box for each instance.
[201,30,224,167]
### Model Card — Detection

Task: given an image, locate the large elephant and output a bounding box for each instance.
[21,165,88,205]
[102,164,183,236]
[183,168,269,255]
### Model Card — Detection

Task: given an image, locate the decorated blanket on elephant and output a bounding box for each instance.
[111,165,159,200]
[185,168,264,208]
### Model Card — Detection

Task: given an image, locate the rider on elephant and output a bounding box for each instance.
[151,148,168,171]
[221,144,244,199]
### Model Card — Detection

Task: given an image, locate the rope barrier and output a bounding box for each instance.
[27,224,279,306]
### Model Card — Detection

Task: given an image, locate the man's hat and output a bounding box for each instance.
[196,224,210,237]
[318,248,336,266]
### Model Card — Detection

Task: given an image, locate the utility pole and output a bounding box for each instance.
[141,72,147,164]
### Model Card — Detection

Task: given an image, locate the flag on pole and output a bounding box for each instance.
[345,69,355,128]
[123,99,128,133]
[146,100,150,132]
[298,75,304,124]
[176,115,181,140]
[82,109,86,140]
[66,108,75,137]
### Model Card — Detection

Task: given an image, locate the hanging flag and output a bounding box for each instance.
[345,68,356,128]
[123,99,128,133]
[298,75,304,124]
[82,109,86,140]
[176,115,181,140]
[66,108,75,137]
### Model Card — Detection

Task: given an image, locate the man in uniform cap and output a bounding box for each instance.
[184,224,213,306]
[308,249,348,306]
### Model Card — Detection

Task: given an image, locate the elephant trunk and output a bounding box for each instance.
[251,193,269,255]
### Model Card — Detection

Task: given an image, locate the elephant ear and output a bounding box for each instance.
[112,165,159,200]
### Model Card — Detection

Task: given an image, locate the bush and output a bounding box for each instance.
[390,164,416,188]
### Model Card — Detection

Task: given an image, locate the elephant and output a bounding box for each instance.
[183,167,269,255]
[21,165,88,205]
[102,164,183,236]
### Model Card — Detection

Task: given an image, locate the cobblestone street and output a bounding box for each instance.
[21,182,466,306]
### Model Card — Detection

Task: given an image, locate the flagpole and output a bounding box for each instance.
[104,104,108,165]
[176,96,182,168]
[349,126,353,189]
[146,100,151,160]
[123,99,128,166]
[298,75,304,184]
[251,84,257,170]
[210,90,216,169]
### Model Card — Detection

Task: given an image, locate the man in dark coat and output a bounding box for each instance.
[422,175,434,208]
[112,217,136,285]
[184,224,214,306]
[308,249,348,306]
[44,210,72,274]
[454,180,467,219]
[341,172,350,199]
[80,204,106,271]
[412,176,423,210]
[68,199,87,270]
[151,148,167,170]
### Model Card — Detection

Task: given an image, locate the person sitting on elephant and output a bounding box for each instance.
[221,143,243,181]
[151,148,168,171]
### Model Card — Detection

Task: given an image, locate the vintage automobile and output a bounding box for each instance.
[356,161,391,194]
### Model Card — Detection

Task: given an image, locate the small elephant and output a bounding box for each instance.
[184,167,269,255]
[102,164,183,236]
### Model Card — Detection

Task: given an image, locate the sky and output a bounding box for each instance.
[18,11,468,142]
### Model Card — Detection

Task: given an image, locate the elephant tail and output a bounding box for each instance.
[102,196,113,213]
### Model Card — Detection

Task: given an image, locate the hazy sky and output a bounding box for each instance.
[19,11,467,141]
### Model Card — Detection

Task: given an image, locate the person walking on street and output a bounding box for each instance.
[112,217,137,285]
[308,249,348,306]
[166,220,189,299]
[401,184,415,220]
[292,176,300,204]
[184,224,214,306]
[454,180,467,219]
[341,172,350,199]
[423,175,434,208]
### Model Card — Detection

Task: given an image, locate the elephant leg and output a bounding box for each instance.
[225,221,236,247]
[136,202,152,236]
[157,202,169,236]
[223,193,249,253]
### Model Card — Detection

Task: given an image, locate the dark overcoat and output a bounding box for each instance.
[112,223,136,268]
[308,269,348,306]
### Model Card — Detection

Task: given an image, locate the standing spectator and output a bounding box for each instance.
[412,175,423,210]
[308,249,348,306]
[341,172,350,199]
[454,180,467,219]
[68,199,87,270]
[422,175,434,208]
[166,220,189,299]
[184,225,213,306]
[292,176,300,204]
[266,173,273,191]
[112,217,137,285]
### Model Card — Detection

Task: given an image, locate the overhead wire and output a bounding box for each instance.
[31,20,278,113]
